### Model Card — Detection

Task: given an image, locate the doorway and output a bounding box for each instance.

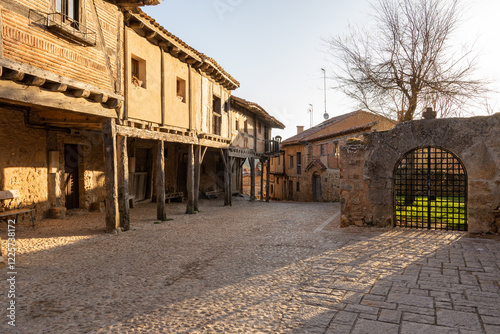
[64,144,80,209]
[313,173,321,202]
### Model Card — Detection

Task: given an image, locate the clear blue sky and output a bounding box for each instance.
[143,0,500,140]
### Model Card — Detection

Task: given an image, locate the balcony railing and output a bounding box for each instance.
[29,9,96,46]
[265,139,280,156]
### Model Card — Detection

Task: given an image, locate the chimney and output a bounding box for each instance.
[296,126,304,134]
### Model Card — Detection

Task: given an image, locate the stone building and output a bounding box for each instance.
[340,113,500,233]
[270,110,395,202]
[0,0,283,242]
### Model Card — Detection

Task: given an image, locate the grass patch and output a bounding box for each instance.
[395,195,467,228]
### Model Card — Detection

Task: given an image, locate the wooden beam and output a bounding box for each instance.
[260,160,264,201]
[44,82,68,92]
[130,21,144,29]
[0,58,122,101]
[186,144,195,214]
[0,80,116,117]
[106,98,122,109]
[72,89,91,98]
[193,145,201,212]
[266,158,270,202]
[116,125,197,144]
[102,118,120,232]
[157,140,166,220]
[23,75,46,86]
[2,69,24,81]
[145,30,156,39]
[117,135,130,231]
[250,157,256,202]
[91,93,109,103]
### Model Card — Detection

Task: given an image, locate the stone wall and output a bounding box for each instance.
[340,114,500,233]
[0,107,106,220]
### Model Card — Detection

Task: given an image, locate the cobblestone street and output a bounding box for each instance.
[1,199,500,333]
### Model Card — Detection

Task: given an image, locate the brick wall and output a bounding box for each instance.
[2,0,123,92]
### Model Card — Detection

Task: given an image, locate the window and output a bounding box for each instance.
[320,144,325,156]
[176,77,186,102]
[277,178,280,185]
[212,95,221,136]
[271,185,274,194]
[289,155,294,168]
[57,0,80,23]
[296,152,302,175]
[131,56,146,88]
[258,122,262,134]
[235,119,239,131]
[335,142,340,156]
[296,181,300,192]
[244,120,248,133]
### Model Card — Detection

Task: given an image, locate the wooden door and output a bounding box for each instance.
[64,144,80,209]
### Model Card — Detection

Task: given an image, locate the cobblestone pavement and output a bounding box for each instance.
[1,199,500,333]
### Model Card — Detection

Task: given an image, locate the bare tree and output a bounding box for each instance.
[327,0,489,121]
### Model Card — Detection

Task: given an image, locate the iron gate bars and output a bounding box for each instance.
[393,146,468,231]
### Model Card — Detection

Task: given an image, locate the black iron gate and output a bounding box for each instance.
[393,146,468,231]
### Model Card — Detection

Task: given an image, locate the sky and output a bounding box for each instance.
[143,0,500,140]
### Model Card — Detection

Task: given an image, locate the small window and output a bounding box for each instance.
[131,56,146,88]
[289,155,294,168]
[335,142,340,156]
[258,122,262,134]
[277,178,280,185]
[296,181,300,192]
[296,152,302,175]
[235,119,239,131]
[57,0,80,24]
[212,95,221,135]
[320,144,325,156]
[176,77,186,103]
[271,185,274,194]
[244,120,248,133]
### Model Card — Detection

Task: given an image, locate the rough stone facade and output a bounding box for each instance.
[340,114,500,233]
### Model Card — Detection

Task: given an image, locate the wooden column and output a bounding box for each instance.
[260,160,264,201]
[266,158,271,202]
[186,144,195,214]
[250,157,255,202]
[117,135,130,231]
[102,118,120,232]
[194,145,201,212]
[223,150,233,206]
[157,140,166,220]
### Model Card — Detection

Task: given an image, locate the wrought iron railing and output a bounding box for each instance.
[29,9,96,46]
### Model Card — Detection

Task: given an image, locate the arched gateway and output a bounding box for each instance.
[393,147,468,231]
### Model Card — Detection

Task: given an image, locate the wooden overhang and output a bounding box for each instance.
[230,96,285,129]
[198,133,231,149]
[124,9,240,91]
[0,58,123,118]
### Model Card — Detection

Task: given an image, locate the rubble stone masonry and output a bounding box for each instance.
[340,114,500,233]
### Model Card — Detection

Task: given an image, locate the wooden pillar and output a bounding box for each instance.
[260,160,264,201]
[157,140,166,220]
[224,150,231,206]
[266,158,271,202]
[250,157,256,202]
[186,144,195,214]
[117,135,130,231]
[194,145,201,212]
[102,118,119,232]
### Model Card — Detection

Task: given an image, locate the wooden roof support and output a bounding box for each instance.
[72,89,91,98]
[91,93,109,103]
[23,75,46,87]
[44,82,68,92]
[3,69,24,81]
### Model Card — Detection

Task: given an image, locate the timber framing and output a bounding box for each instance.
[116,125,198,144]
[123,9,240,91]
[0,58,123,112]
